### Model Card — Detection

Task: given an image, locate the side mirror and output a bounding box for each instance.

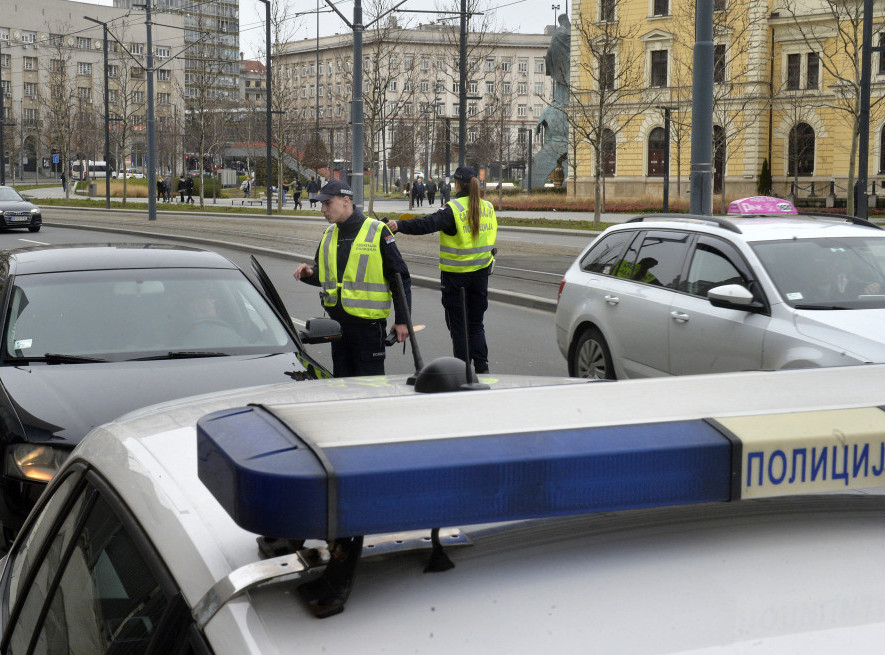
[707,284,764,312]
[299,317,342,344]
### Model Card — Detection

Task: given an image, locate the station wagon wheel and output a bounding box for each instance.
[570,327,615,380]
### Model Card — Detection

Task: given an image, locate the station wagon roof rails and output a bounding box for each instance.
[797,212,883,230]
[627,213,743,234]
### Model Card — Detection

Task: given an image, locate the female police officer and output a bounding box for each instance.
[388,166,497,374]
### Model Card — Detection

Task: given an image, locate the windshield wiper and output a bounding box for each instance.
[793,303,852,310]
[42,353,109,364]
[130,351,230,361]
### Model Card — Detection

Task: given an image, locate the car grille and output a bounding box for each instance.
[4,212,30,223]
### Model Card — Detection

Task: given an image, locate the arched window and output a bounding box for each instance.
[602,129,616,176]
[788,123,815,176]
[648,127,667,177]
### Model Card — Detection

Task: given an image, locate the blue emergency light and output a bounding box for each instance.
[197,404,735,541]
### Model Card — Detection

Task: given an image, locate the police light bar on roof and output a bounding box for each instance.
[727,196,798,216]
[196,374,885,543]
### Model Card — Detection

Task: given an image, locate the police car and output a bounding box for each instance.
[555,196,885,379]
[2,357,885,653]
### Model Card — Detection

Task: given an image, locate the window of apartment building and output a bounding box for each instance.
[807,52,819,88]
[517,104,527,117]
[468,129,477,143]
[503,104,512,117]
[157,69,169,81]
[436,58,445,70]
[78,87,92,102]
[0,80,10,96]
[452,80,459,94]
[468,102,477,116]
[24,82,37,97]
[319,84,324,97]
[600,53,616,90]
[648,127,667,176]
[131,43,144,55]
[485,104,494,117]
[310,85,316,97]
[108,90,118,104]
[535,58,546,74]
[600,0,616,22]
[77,37,91,49]
[713,44,725,84]
[157,92,170,104]
[468,80,477,94]
[518,58,528,74]
[436,103,445,116]
[336,104,343,117]
[501,58,512,72]
[786,53,801,90]
[310,63,316,76]
[653,0,669,16]
[50,58,64,73]
[421,80,430,93]
[421,57,430,70]
[23,108,38,125]
[389,54,398,70]
[133,91,146,103]
[650,50,668,87]
[453,103,459,116]
[533,104,542,118]
[486,81,495,94]
[518,82,527,95]
[404,56,413,69]
[78,62,93,76]
[535,81,544,95]
[485,58,495,72]
[1,54,10,69]
[0,29,8,43]
[603,129,617,175]
[24,57,37,71]
[52,86,64,99]
[469,58,478,71]
[404,102,413,116]
[879,34,885,74]
[131,66,143,78]
[388,79,397,92]
[502,82,511,95]
[156,47,170,59]
[789,123,815,176]
[22,32,36,44]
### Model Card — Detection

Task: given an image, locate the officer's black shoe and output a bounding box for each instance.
[475,364,489,374]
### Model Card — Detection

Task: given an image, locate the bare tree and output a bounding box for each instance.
[41,27,79,200]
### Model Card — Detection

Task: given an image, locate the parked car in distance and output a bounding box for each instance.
[0,186,41,233]
[555,197,885,380]
[0,243,338,547]
[2,363,885,653]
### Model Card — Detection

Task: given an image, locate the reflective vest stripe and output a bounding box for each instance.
[440,255,494,268]
[440,244,495,255]
[439,198,497,273]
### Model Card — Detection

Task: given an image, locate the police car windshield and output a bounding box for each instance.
[751,237,885,309]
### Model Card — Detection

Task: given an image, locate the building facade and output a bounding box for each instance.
[273,22,554,184]
[0,0,185,179]
[570,0,885,207]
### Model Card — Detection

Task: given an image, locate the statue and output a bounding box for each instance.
[532,15,571,190]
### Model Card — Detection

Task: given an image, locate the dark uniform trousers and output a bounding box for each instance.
[440,269,490,373]
[331,321,387,377]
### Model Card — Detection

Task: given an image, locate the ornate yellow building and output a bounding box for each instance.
[569,0,885,207]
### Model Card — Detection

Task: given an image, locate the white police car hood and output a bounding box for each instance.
[792,308,885,362]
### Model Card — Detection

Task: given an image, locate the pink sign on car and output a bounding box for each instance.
[727,196,798,216]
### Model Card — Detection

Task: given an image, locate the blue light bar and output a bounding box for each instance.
[197,405,732,541]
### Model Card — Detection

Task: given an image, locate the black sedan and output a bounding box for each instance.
[0,243,338,546]
[0,187,41,232]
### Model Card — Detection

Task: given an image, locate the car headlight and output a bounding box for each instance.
[30,208,39,215]
[6,444,69,482]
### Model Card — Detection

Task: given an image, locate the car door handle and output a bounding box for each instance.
[670,311,690,323]
[604,294,620,305]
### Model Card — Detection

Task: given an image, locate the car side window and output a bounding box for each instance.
[616,231,691,288]
[684,241,749,298]
[4,477,199,655]
[580,231,637,274]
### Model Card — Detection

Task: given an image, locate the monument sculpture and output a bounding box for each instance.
[532,14,570,190]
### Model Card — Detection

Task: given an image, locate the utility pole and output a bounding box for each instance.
[458,0,467,167]
[0,38,6,185]
[258,0,273,216]
[134,3,158,219]
[689,0,713,216]
[85,16,111,209]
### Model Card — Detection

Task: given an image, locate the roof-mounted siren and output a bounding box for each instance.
[727,196,797,217]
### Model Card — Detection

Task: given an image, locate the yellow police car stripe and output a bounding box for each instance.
[711,407,885,500]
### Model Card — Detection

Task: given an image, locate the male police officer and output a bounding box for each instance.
[294,179,411,377]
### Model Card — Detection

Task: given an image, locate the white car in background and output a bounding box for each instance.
[2,361,885,653]
[555,197,885,379]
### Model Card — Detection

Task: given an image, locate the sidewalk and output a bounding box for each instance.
[20,182,629,224]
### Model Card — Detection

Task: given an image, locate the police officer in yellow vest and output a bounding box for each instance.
[294,179,412,377]
[389,166,497,374]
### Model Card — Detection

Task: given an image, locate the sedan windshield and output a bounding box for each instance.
[0,188,25,202]
[752,236,885,309]
[4,268,296,361]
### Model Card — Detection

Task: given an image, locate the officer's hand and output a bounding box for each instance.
[387,220,398,233]
[294,264,313,280]
[393,323,409,343]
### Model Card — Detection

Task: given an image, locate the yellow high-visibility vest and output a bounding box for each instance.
[439,198,497,272]
[318,218,391,320]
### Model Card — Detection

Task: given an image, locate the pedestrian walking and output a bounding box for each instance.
[440,176,451,204]
[241,178,251,198]
[157,177,167,202]
[426,178,437,206]
[306,176,320,208]
[388,166,497,374]
[293,178,303,209]
[60,173,67,192]
[415,178,426,206]
[177,176,186,202]
[164,175,172,202]
[185,175,195,204]
[293,180,412,377]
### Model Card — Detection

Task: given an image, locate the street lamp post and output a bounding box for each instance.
[258,0,273,216]
[519,127,533,192]
[84,16,112,209]
[0,38,6,185]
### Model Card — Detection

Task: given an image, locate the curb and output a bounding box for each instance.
[43,220,559,313]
